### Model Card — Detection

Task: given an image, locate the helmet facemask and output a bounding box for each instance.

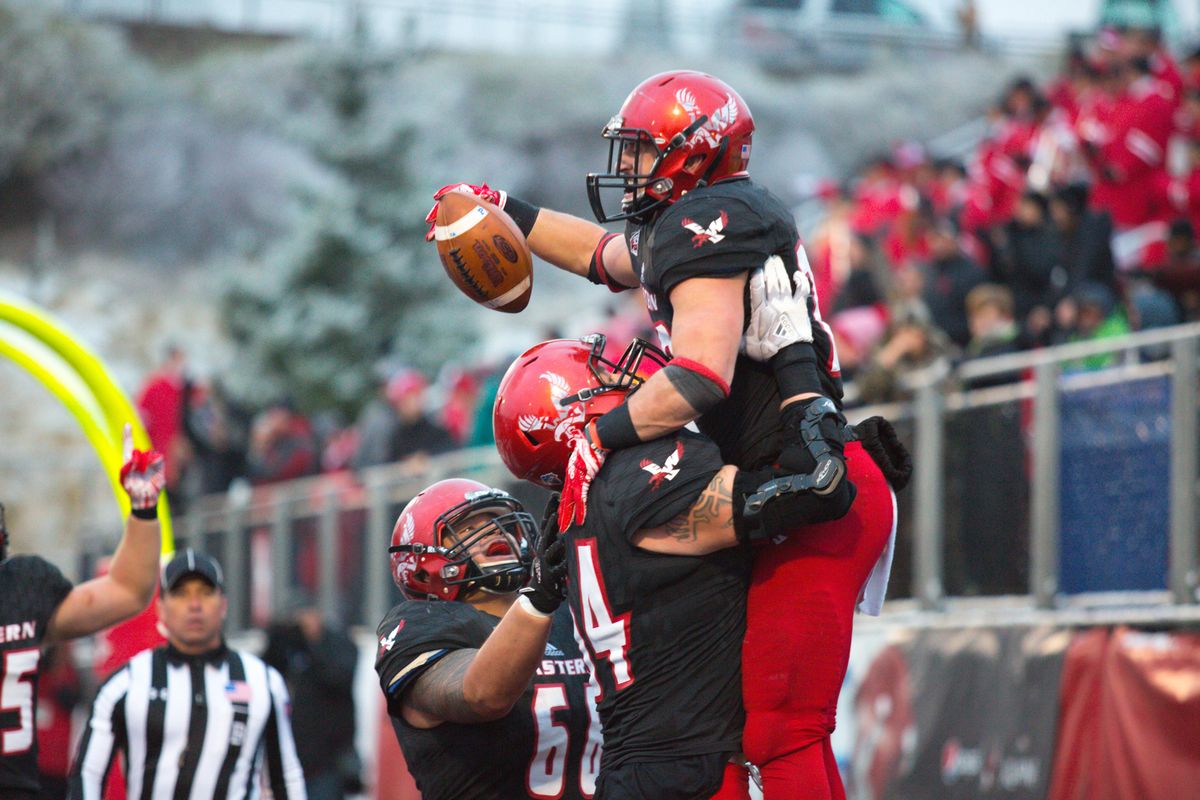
[440,505,533,596]
[580,333,669,397]
[586,115,713,225]
[390,490,535,600]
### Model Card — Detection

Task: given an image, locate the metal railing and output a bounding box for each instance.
[175,322,1200,633]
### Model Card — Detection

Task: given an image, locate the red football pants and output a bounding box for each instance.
[742,441,896,799]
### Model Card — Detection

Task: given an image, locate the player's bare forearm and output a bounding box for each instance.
[461,601,553,717]
[634,465,739,555]
[46,515,160,642]
[626,372,704,439]
[623,275,746,440]
[405,606,552,725]
[107,515,162,605]
[528,208,636,286]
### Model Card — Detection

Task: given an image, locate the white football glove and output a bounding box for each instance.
[742,255,814,362]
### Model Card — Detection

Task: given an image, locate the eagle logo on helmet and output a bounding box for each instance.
[517,371,585,442]
[676,89,739,150]
[394,513,417,583]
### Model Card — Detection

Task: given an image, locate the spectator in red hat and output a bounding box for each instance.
[384,369,454,467]
[438,367,480,445]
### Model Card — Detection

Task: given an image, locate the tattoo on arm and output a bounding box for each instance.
[404,649,492,724]
[662,471,736,543]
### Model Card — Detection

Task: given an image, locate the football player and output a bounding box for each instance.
[491,334,900,800]
[374,478,602,800]
[0,425,164,799]
[428,71,908,797]
[425,70,852,531]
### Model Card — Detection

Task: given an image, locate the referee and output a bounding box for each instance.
[69,550,307,800]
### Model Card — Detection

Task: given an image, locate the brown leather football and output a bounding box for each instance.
[433,192,533,313]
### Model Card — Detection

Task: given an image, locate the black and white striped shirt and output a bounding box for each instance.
[69,643,306,800]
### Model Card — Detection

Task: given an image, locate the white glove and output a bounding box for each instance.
[742,255,813,362]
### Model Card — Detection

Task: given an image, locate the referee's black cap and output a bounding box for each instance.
[162,548,225,593]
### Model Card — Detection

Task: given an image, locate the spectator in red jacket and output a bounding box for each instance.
[248,398,319,484]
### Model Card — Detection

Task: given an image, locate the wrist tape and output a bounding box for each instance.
[503,195,541,237]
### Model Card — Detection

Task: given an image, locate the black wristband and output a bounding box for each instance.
[593,403,641,450]
[131,504,158,520]
[770,343,824,400]
[503,195,541,237]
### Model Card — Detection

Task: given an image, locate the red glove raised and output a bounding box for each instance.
[557,425,607,533]
[119,424,166,517]
[424,182,507,242]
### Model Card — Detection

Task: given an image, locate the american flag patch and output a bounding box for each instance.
[225,681,252,704]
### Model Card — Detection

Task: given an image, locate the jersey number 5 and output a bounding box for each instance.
[1,648,39,755]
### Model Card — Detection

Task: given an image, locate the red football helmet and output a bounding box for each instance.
[388,478,535,601]
[586,70,755,223]
[493,334,667,488]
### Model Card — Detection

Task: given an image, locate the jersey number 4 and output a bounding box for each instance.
[574,539,633,695]
[1,648,39,755]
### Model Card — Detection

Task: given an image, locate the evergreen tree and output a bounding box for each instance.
[219,46,476,417]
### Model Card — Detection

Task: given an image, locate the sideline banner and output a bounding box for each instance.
[1048,626,1200,800]
[851,626,1069,800]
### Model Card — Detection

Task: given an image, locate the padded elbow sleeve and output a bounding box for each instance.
[732,466,857,545]
[662,359,730,416]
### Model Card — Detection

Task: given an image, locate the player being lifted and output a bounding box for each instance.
[0,425,165,799]
[427,70,910,796]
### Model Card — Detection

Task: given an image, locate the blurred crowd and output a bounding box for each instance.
[807,21,1200,404]
[136,297,654,512]
[131,22,1200,511]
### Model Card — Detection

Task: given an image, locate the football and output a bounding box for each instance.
[433,192,533,313]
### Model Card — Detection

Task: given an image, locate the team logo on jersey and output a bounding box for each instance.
[379,620,405,653]
[517,372,586,442]
[681,211,728,248]
[676,89,739,150]
[640,442,684,489]
[629,229,640,257]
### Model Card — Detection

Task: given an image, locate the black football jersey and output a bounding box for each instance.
[375,600,601,800]
[566,430,751,771]
[626,177,844,469]
[0,556,73,796]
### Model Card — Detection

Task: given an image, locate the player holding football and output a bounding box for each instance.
[425,70,852,527]
[0,425,165,799]
[427,70,909,797]
[490,334,908,800]
[374,478,602,800]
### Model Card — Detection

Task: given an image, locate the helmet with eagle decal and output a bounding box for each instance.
[388,478,536,601]
[586,70,755,224]
[493,334,667,489]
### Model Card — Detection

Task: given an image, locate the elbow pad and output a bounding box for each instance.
[586,233,633,292]
[661,359,730,416]
[732,465,856,545]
